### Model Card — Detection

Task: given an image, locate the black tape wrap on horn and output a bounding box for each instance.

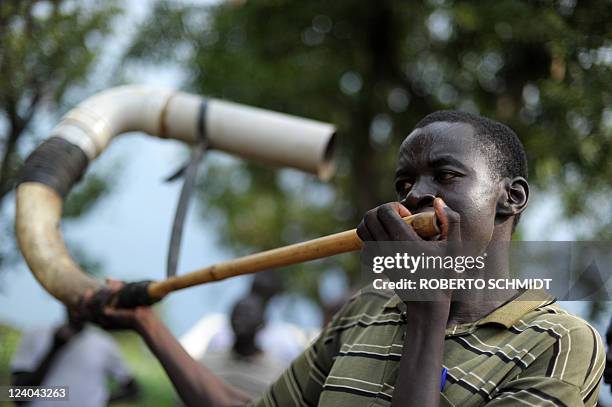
[20,137,89,198]
[114,281,160,308]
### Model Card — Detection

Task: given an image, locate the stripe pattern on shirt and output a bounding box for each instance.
[248,289,605,407]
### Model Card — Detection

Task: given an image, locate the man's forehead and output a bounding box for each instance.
[401,121,475,147]
[397,121,478,172]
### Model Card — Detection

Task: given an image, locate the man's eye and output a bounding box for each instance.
[395,180,412,194]
[436,171,458,182]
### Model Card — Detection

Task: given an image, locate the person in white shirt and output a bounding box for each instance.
[11,308,139,407]
[200,295,285,399]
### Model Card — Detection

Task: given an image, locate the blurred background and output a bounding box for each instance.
[0,0,611,405]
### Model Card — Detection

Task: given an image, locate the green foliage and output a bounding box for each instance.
[110,331,177,407]
[0,0,122,274]
[128,0,612,296]
[61,172,112,275]
[63,173,110,219]
[0,324,20,386]
[0,0,121,194]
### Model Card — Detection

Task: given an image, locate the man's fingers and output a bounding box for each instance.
[381,202,412,218]
[105,278,124,293]
[434,198,460,241]
[103,306,133,319]
[433,198,449,239]
[396,202,412,218]
[356,220,373,241]
[358,203,421,242]
[76,289,94,317]
[82,288,93,302]
[363,208,390,240]
[377,203,419,241]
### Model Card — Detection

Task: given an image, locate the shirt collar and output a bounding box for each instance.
[383,290,556,336]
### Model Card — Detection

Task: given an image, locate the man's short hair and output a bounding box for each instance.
[415,110,528,228]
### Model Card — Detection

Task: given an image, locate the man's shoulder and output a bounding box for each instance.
[520,302,601,336]
[514,301,604,376]
[509,301,605,397]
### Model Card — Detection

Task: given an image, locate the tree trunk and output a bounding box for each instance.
[0,121,23,206]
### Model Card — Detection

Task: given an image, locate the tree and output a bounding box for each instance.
[0,0,121,272]
[128,0,612,298]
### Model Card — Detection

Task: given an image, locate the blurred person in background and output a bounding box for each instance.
[189,271,307,365]
[10,307,140,407]
[250,270,284,306]
[200,294,284,399]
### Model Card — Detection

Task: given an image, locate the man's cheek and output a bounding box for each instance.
[462,208,497,241]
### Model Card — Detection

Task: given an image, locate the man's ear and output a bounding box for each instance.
[496,176,529,218]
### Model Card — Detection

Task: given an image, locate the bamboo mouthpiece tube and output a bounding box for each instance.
[147,211,439,300]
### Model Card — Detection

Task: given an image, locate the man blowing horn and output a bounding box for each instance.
[81,111,605,407]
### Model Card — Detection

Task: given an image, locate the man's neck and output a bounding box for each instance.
[447,296,514,326]
[447,237,516,326]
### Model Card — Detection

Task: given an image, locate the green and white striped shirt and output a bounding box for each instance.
[248,289,604,406]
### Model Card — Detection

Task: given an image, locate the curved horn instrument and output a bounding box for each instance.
[15,85,336,307]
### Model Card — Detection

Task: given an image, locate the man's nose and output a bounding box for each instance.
[401,179,436,212]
